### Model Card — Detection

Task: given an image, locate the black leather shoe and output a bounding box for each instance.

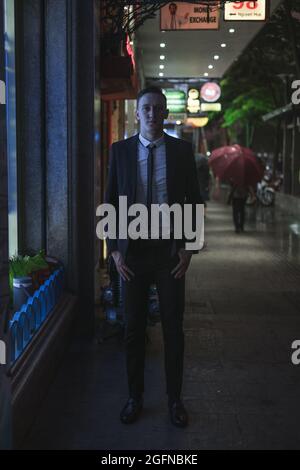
[120,397,143,424]
[169,400,188,428]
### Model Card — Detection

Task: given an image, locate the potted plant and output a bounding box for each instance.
[9,250,50,311]
[9,254,34,311]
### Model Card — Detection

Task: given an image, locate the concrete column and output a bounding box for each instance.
[44,0,69,267]
[68,0,95,334]
[15,0,95,333]
[15,0,45,254]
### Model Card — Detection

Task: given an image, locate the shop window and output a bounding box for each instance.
[4,0,18,257]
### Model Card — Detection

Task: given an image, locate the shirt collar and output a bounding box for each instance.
[139,133,165,149]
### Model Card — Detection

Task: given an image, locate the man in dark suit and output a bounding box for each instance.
[105,86,202,428]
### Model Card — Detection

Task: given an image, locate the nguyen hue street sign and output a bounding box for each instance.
[224,1,267,21]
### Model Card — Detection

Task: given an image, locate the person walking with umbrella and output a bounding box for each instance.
[209,144,263,233]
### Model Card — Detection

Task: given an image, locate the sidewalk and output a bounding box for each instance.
[22,201,300,450]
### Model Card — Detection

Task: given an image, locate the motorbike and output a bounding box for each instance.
[246,174,283,207]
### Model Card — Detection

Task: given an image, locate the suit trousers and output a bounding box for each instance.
[123,239,185,402]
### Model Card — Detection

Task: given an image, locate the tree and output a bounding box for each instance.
[207,1,300,149]
[222,87,274,148]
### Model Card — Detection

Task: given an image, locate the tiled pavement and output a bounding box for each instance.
[22,201,300,450]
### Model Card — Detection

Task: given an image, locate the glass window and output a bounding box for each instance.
[4,0,18,257]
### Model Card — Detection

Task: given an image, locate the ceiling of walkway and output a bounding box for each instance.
[136,0,282,81]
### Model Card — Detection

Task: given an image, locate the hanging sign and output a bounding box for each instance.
[186,117,209,127]
[224,1,267,21]
[163,89,186,113]
[160,2,220,31]
[201,103,222,112]
[166,113,187,123]
[187,88,201,115]
[200,82,221,102]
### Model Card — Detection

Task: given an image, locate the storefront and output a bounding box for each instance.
[0,0,97,448]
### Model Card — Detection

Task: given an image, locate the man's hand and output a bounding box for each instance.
[171,248,193,279]
[111,251,134,281]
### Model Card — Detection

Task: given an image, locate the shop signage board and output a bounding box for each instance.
[166,113,187,123]
[224,1,267,21]
[163,89,186,113]
[201,102,222,112]
[187,88,201,116]
[201,82,221,103]
[160,2,220,31]
[186,117,209,127]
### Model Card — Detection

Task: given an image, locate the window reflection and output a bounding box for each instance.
[4,0,18,256]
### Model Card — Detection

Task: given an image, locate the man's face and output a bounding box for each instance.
[136,93,169,136]
[169,4,177,15]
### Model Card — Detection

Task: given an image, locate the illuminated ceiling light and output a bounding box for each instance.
[221,43,227,48]
[207,151,211,157]
[160,55,165,60]
[159,64,165,69]
[159,72,164,77]
[160,43,166,48]
[129,41,133,45]
[229,28,235,33]
[176,120,182,125]
[208,65,213,69]
[214,55,219,60]
[204,72,209,77]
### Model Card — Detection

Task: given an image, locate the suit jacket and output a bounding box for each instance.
[105,132,203,259]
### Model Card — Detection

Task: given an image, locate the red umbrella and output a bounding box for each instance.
[209,144,264,187]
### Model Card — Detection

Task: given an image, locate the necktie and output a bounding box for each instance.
[147,144,156,235]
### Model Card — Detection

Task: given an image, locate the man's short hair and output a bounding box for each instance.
[137,86,167,107]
